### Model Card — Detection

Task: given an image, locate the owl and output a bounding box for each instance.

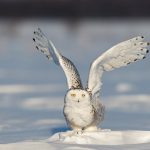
[33,28,149,133]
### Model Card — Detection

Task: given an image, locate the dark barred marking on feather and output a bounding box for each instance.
[143,56,146,59]
[36,46,39,50]
[134,59,137,62]
[61,56,83,89]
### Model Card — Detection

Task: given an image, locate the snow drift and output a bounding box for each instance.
[49,129,150,145]
[1,130,150,150]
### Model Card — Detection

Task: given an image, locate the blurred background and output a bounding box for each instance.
[0,0,150,144]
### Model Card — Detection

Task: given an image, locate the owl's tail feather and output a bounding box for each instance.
[33,28,60,65]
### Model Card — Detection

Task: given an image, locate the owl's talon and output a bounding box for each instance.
[76,130,83,135]
[71,128,83,136]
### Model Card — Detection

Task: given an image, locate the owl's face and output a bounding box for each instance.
[65,89,91,104]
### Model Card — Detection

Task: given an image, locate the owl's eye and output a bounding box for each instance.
[82,94,85,97]
[71,93,76,97]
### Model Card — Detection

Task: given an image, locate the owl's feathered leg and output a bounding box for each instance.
[59,129,83,138]
[73,128,83,135]
[84,126,98,132]
[69,124,83,135]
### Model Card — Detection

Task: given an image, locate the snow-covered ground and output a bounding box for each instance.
[0,19,150,149]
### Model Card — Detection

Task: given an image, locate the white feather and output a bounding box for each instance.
[87,36,149,98]
[33,28,83,89]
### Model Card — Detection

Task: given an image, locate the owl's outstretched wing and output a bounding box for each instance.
[86,36,149,99]
[33,28,83,89]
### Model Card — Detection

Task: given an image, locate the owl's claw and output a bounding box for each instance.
[71,129,83,136]
[76,130,83,135]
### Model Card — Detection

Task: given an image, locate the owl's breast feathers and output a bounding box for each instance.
[63,99,104,129]
[63,102,95,129]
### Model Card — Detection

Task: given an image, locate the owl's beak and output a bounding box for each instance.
[77,100,80,103]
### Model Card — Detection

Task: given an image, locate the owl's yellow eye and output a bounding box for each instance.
[71,93,76,97]
[82,94,85,97]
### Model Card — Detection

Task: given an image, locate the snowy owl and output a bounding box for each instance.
[33,28,149,133]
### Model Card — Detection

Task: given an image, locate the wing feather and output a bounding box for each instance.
[87,36,149,99]
[33,28,83,89]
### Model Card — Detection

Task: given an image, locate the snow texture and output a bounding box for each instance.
[49,129,150,145]
[1,130,150,150]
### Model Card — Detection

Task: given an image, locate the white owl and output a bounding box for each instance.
[33,28,149,133]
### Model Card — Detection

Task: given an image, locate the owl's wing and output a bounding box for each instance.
[86,36,149,99]
[33,28,83,89]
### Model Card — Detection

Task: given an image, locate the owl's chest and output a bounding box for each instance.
[63,102,94,128]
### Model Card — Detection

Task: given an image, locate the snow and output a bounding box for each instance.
[49,130,150,145]
[104,94,150,112]
[0,19,150,149]
[0,130,150,150]
[0,84,63,94]
[115,83,135,93]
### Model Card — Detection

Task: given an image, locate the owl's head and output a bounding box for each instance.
[65,89,91,104]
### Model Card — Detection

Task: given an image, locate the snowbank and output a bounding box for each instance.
[49,129,150,145]
[1,130,150,150]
